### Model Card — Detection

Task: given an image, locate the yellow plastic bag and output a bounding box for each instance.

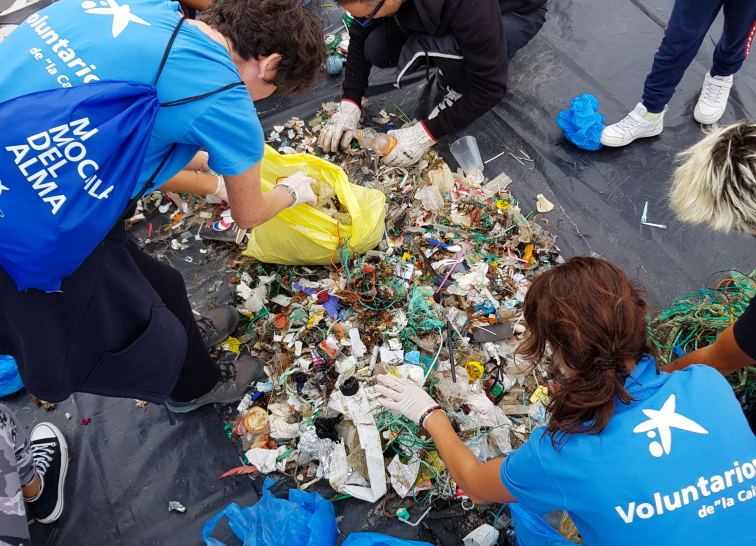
[243,145,386,265]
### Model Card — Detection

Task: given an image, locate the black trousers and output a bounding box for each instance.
[363,7,548,94]
[0,223,219,404]
[125,238,221,402]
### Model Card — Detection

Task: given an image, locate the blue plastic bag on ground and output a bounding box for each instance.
[555,94,605,151]
[0,356,23,398]
[341,533,434,546]
[510,504,577,546]
[202,478,337,546]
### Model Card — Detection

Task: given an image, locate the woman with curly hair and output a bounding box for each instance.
[377,256,756,545]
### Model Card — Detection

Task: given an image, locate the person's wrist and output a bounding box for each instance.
[422,408,446,431]
[278,184,297,208]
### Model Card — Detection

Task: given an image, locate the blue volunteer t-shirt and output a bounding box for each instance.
[0,0,264,196]
[500,356,756,546]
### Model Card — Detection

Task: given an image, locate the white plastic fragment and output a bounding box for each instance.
[463,524,499,546]
[348,328,366,358]
[387,454,421,498]
[168,501,186,513]
[536,194,554,213]
[245,446,288,474]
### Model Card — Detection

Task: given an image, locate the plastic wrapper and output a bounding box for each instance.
[244,145,386,265]
[245,446,289,474]
[269,414,301,439]
[202,478,337,546]
[415,186,444,212]
[509,503,579,546]
[387,454,421,497]
[0,355,23,398]
[555,93,605,151]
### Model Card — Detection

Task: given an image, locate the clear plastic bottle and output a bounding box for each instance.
[355,128,396,156]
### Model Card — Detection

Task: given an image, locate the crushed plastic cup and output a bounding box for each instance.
[450,136,484,178]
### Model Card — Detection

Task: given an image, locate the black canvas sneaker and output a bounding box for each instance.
[25,423,68,524]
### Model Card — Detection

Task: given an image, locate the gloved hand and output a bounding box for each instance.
[383,122,436,167]
[278,171,317,208]
[374,374,440,426]
[320,100,361,153]
[211,174,227,202]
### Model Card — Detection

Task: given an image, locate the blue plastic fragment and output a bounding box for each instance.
[404,351,420,365]
[556,93,605,151]
[0,356,23,398]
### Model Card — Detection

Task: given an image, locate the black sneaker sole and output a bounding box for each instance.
[164,390,248,414]
[33,423,68,524]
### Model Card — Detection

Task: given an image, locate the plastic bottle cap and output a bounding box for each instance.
[465,361,484,381]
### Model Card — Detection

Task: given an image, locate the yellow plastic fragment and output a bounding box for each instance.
[530,385,549,404]
[222,337,241,353]
[307,311,325,329]
[523,244,534,263]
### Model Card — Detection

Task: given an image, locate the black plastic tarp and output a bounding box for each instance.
[3,0,756,544]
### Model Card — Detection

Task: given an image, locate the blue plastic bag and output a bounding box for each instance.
[0,356,23,398]
[341,533,434,546]
[555,94,605,151]
[202,478,337,546]
[510,504,577,546]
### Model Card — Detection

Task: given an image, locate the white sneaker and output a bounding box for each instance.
[600,103,666,147]
[428,89,463,120]
[694,72,733,125]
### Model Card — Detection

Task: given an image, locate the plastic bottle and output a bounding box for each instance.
[355,128,396,156]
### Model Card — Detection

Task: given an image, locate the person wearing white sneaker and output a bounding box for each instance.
[694,73,734,125]
[602,0,756,147]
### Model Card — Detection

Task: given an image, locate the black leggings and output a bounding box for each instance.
[126,241,220,401]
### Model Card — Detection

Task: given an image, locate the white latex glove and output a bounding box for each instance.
[374,374,439,426]
[383,122,436,167]
[278,171,317,208]
[212,174,227,202]
[320,100,361,153]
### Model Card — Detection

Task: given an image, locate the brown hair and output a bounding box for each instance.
[518,256,655,449]
[202,0,326,95]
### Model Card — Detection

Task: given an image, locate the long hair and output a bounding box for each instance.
[517,257,655,450]
[670,122,756,235]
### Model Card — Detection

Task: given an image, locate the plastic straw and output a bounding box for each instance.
[435,242,471,294]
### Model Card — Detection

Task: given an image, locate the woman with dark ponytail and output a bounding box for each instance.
[376,256,756,546]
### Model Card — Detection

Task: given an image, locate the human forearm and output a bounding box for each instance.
[161,170,220,195]
[424,411,516,504]
[661,324,754,376]
[224,166,317,230]
[184,151,210,172]
[341,24,374,105]
[233,185,294,230]
[424,411,485,501]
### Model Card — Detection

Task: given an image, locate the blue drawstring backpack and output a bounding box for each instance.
[0,16,242,292]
